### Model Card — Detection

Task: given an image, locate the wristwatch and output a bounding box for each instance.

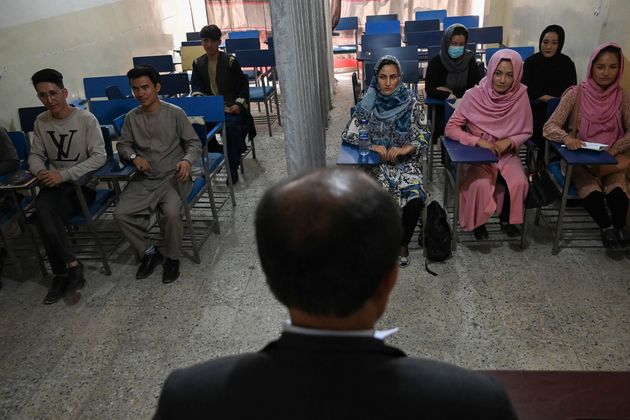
[129,153,137,161]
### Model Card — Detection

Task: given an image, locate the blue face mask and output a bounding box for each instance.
[448,46,465,59]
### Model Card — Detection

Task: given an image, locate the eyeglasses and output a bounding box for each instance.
[377,74,400,82]
[36,90,63,100]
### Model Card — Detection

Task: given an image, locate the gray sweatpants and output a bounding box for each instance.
[114,176,191,260]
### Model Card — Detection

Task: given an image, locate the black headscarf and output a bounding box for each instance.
[439,24,475,93]
[539,24,565,54]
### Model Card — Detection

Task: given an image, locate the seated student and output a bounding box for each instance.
[190,24,256,184]
[114,65,201,283]
[543,42,630,248]
[153,168,517,419]
[523,24,577,148]
[445,49,532,240]
[341,55,429,267]
[28,69,107,304]
[425,24,481,141]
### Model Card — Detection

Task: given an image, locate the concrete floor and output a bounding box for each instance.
[1,73,629,419]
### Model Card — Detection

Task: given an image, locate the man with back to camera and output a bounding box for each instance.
[28,69,107,304]
[190,24,256,185]
[114,65,200,284]
[153,168,517,419]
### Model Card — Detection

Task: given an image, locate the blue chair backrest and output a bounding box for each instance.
[404,19,439,35]
[444,15,480,29]
[427,43,476,60]
[405,30,443,48]
[160,73,191,96]
[234,49,276,67]
[100,126,114,158]
[132,55,175,73]
[165,96,225,124]
[229,30,259,39]
[113,114,125,135]
[7,131,29,163]
[445,100,456,122]
[84,75,131,100]
[468,26,503,45]
[225,38,261,53]
[415,9,447,23]
[366,14,397,22]
[370,46,418,61]
[267,37,274,49]
[181,40,202,47]
[186,32,200,41]
[486,46,535,63]
[361,33,401,51]
[364,60,419,85]
[546,98,561,118]
[18,106,47,133]
[335,16,358,31]
[90,98,138,126]
[105,85,126,100]
[365,20,400,35]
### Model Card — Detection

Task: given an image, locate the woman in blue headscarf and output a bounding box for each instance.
[342,55,429,267]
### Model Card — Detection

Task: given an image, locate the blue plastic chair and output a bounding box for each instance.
[404,19,440,36]
[365,20,401,35]
[486,46,535,63]
[186,32,200,41]
[468,26,504,46]
[370,46,419,61]
[443,15,480,29]
[225,38,261,53]
[366,14,398,22]
[361,33,401,51]
[132,55,175,73]
[159,73,191,97]
[18,106,47,133]
[84,75,131,101]
[405,30,443,48]
[228,30,259,39]
[415,9,447,24]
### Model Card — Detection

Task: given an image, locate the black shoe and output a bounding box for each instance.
[616,228,630,247]
[136,249,164,279]
[162,258,180,284]
[601,228,621,249]
[66,262,86,292]
[500,222,521,237]
[43,276,68,304]
[473,224,489,240]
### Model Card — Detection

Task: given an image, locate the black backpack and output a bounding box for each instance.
[424,201,452,275]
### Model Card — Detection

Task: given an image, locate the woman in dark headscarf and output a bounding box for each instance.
[342,55,429,267]
[425,24,482,140]
[523,24,577,147]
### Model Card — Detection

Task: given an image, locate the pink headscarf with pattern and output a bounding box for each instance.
[457,48,532,140]
[572,42,624,145]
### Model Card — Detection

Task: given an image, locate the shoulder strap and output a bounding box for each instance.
[570,85,581,139]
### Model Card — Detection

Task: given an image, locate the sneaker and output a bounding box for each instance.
[162,258,180,284]
[399,255,409,268]
[66,261,86,292]
[473,224,489,240]
[43,276,68,304]
[500,222,521,237]
[601,228,620,249]
[616,228,630,247]
[136,249,164,279]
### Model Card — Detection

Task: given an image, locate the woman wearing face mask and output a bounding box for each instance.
[544,42,630,248]
[523,25,577,148]
[445,49,532,240]
[342,56,429,267]
[425,24,481,141]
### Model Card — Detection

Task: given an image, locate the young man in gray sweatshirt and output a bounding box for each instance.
[28,69,107,304]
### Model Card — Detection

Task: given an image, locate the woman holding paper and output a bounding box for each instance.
[445,49,532,240]
[544,42,630,248]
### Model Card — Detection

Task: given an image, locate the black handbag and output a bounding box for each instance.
[525,168,559,208]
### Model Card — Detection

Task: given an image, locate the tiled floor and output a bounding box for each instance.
[1,73,629,419]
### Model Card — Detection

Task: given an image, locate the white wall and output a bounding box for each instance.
[0,0,202,129]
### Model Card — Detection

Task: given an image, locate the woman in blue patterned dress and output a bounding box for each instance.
[342,55,429,267]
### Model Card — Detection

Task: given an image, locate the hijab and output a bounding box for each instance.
[439,24,475,92]
[457,49,532,140]
[572,42,624,145]
[356,55,414,136]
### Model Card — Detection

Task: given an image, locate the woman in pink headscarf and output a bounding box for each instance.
[544,42,630,248]
[445,49,532,240]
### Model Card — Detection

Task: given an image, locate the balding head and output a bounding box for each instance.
[255,168,401,317]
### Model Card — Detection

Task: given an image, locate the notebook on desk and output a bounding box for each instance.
[561,141,608,152]
[0,170,36,189]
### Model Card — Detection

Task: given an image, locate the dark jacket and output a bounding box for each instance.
[425,54,481,100]
[154,332,517,419]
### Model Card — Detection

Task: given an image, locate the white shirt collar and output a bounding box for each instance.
[283,320,398,340]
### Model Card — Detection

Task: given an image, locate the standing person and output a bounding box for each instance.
[523,24,577,148]
[153,168,517,419]
[425,24,481,141]
[114,65,201,283]
[190,24,256,184]
[28,69,107,304]
[341,55,429,267]
[543,42,630,248]
[445,49,532,240]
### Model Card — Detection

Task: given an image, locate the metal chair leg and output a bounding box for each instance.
[552,165,573,255]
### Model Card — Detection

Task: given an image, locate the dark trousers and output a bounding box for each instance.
[582,187,629,229]
[35,183,96,275]
[402,198,423,246]
[496,172,511,223]
[207,114,248,176]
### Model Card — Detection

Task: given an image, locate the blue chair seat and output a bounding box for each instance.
[548,161,578,198]
[249,86,274,101]
[243,69,257,81]
[68,189,115,225]
[333,45,358,54]
[208,152,225,174]
[187,177,207,203]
